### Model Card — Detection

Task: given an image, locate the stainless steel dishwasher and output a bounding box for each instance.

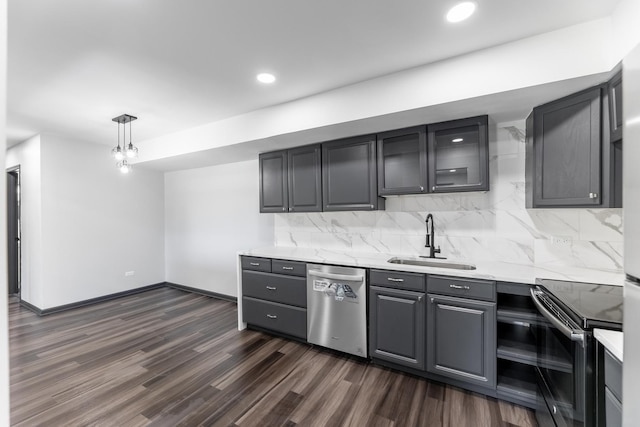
[307,264,367,358]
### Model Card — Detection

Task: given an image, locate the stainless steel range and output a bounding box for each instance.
[531,280,623,427]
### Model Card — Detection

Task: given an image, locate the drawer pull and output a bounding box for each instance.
[388,277,404,283]
[250,262,260,266]
[266,286,277,290]
[266,314,277,319]
[449,284,470,290]
[282,266,294,271]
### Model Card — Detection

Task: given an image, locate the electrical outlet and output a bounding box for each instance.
[125,271,135,277]
[551,236,572,246]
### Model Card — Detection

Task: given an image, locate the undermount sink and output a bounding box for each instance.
[387,257,477,270]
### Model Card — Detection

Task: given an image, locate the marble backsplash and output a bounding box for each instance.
[273,120,623,272]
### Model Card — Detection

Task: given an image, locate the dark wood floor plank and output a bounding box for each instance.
[9,287,538,427]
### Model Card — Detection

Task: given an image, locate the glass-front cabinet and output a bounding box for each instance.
[427,115,489,193]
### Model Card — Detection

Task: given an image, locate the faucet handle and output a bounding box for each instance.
[434,246,441,254]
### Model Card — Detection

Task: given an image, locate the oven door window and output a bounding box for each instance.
[533,321,587,427]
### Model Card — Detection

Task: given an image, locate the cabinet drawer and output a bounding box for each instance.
[242,297,307,340]
[604,349,623,402]
[272,259,306,277]
[370,269,426,291]
[427,275,495,302]
[605,387,622,427]
[242,271,306,307]
[241,256,271,272]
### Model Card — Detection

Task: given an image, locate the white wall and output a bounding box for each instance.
[137,18,615,164]
[164,159,273,297]
[611,0,640,61]
[6,134,165,310]
[37,134,165,308]
[6,135,43,307]
[1,0,9,420]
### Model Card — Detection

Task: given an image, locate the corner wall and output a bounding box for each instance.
[164,159,274,297]
[6,134,166,310]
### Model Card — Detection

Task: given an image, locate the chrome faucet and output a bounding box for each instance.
[425,213,441,259]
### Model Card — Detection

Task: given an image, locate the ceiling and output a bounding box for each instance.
[7,0,621,153]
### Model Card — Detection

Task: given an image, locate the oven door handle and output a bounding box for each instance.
[530,288,585,345]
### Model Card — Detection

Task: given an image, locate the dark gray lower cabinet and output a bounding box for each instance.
[603,349,623,427]
[369,286,425,370]
[241,257,307,340]
[427,294,496,389]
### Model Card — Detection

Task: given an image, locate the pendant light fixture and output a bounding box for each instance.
[111,114,138,174]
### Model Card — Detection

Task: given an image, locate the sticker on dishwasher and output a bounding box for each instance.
[313,280,330,291]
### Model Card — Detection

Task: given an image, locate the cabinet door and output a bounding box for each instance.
[370,286,425,370]
[259,150,288,213]
[427,115,489,193]
[532,86,602,207]
[377,126,428,195]
[322,135,383,211]
[288,144,322,212]
[608,70,623,143]
[427,294,496,389]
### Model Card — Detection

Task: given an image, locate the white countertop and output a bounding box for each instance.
[594,329,624,362]
[240,246,625,286]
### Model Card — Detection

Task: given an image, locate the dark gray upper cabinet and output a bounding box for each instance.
[322,135,385,211]
[259,150,288,213]
[287,144,322,212]
[377,126,428,195]
[427,293,496,389]
[259,145,322,213]
[369,285,425,370]
[608,70,623,143]
[526,86,606,208]
[427,115,489,193]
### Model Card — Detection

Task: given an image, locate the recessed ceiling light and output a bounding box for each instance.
[257,73,276,84]
[446,2,476,23]
[452,137,464,143]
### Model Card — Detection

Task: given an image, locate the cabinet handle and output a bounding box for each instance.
[420,186,424,192]
[430,297,435,303]
[432,186,436,191]
[418,295,423,302]
[449,284,470,290]
[589,192,598,199]
[289,207,293,211]
[250,262,260,266]
[282,207,286,211]
[266,286,277,290]
[370,204,374,209]
[266,314,277,319]
[387,277,404,283]
[282,266,294,271]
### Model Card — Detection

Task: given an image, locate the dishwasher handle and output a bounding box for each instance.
[308,269,364,283]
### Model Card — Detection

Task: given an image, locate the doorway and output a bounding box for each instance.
[7,166,21,297]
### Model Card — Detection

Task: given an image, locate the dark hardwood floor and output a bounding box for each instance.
[9,288,537,426]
